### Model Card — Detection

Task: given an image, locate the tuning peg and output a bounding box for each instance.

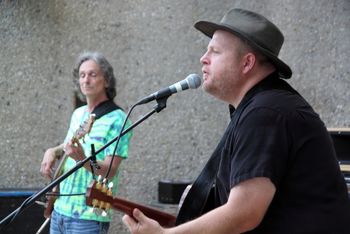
[98,201,109,217]
[102,179,108,193]
[96,175,103,190]
[89,206,96,213]
[102,178,108,186]
[101,210,108,217]
[107,182,113,195]
[89,196,100,214]
[93,207,103,216]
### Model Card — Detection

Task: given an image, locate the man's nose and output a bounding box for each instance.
[200,51,209,65]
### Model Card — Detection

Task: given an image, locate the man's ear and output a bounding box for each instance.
[242,53,256,74]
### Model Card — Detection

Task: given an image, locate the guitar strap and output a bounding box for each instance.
[91,100,122,120]
[176,73,294,225]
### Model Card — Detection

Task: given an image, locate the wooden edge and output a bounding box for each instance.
[340,164,350,172]
[327,128,350,133]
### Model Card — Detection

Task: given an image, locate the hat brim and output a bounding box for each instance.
[194,21,292,79]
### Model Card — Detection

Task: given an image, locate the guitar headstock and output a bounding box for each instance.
[73,113,96,143]
[86,176,176,227]
[86,175,113,217]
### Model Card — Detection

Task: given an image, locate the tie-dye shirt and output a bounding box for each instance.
[54,105,132,222]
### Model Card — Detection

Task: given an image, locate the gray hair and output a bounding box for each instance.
[73,51,117,101]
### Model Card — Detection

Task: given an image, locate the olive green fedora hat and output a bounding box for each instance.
[194,8,292,79]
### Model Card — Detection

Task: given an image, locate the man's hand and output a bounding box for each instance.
[40,147,59,179]
[64,140,85,162]
[122,209,165,234]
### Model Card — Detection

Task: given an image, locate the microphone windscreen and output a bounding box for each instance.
[187,74,202,89]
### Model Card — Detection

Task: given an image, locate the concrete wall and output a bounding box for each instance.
[1,0,349,233]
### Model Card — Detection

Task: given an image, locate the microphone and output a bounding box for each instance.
[136,74,202,105]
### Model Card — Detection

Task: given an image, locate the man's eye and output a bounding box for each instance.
[208,47,219,54]
[79,74,85,79]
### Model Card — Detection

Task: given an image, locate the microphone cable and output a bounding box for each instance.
[104,102,137,180]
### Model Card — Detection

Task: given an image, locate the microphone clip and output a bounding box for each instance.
[154,96,168,113]
[90,144,101,171]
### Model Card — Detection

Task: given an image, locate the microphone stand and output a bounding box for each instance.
[0,97,169,230]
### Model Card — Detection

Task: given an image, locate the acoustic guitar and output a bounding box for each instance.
[43,113,96,218]
[85,179,176,227]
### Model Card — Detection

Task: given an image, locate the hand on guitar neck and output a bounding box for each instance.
[40,114,95,180]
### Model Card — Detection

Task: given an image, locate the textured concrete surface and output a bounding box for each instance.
[0,0,349,233]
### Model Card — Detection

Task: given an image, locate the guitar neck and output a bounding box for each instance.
[86,184,176,227]
[114,196,176,227]
[53,154,69,178]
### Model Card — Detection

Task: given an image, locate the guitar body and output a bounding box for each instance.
[43,154,68,218]
[86,180,176,227]
[43,184,58,219]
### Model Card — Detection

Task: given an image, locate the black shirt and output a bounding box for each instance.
[215,73,350,233]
